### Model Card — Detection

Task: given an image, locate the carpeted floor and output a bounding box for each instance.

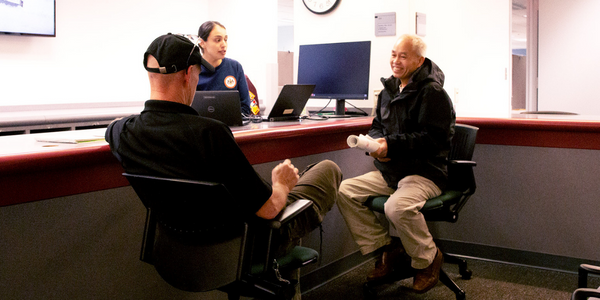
[302,257,600,300]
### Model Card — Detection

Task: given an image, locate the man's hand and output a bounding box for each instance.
[271,159,299,193]
[369,138,391,162]
[257,159,299,220]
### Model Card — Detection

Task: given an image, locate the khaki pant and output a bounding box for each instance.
[276,159,342,300]
[337,171,441,269]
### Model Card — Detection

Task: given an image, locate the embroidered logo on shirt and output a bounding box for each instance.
[224,76,237,89]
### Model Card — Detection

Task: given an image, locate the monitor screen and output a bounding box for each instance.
[0,0,56,37]
[297,41,371,116]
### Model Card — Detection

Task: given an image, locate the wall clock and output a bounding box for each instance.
[302,0,340,15]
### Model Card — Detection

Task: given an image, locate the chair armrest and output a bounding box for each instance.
[449,160,477,166]
[572,288,600,300]
[269,199,313,229]
[581,264,600,275]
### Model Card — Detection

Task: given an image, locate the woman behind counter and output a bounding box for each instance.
[197,21,252,116]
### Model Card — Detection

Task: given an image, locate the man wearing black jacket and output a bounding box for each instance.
[337,34,455,293]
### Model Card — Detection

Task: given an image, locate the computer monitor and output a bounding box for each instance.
[297,41,371,117]
[0,0,56,37]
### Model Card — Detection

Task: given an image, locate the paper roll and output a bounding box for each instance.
[347,134,379,152]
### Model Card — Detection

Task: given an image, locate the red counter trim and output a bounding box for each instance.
[4,116,600,207]
[0,118,373,207]
[457,117,600,150]
[236,118,373,164]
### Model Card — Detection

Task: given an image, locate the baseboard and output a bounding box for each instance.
[300,250,376,293]
[436,239,600,274]
[300,239,600,293]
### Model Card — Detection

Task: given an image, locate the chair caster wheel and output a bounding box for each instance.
[460,268,472,280]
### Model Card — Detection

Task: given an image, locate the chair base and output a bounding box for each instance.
[222,276,298,300]
[362,253,470,300]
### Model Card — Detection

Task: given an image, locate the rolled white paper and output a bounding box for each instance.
[347,134,379,152]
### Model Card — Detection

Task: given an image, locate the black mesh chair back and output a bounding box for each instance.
[123,173,319,300]
[124,173,246,292]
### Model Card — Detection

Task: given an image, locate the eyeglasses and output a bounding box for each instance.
[174,33,201,68]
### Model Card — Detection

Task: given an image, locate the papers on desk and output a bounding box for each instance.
[34,130,106,144]
[347,134,379,152]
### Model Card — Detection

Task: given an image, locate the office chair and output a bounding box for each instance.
[572,264,600,300]
[362,123,478,300]
[572,288,600,300]
[123,173,319,300]
[245,74,260,111]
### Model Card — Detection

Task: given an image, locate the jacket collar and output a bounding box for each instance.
[143,99,199,115]
[380,58,445,96]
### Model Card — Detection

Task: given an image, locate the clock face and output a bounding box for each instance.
[302,0,340,14]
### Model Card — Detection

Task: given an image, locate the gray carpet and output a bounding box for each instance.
[302,257,600,300]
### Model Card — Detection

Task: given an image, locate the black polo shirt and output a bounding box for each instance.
[106,100,271,218]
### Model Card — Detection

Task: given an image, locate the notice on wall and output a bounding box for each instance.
[375,12,396,37]
[416,12,427,37]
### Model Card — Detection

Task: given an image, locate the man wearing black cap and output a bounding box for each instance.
[105,34,341,295]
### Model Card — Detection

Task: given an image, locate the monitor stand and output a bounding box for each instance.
[325,99,352,118]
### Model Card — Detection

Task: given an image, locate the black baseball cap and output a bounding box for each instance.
[143,33,214,74]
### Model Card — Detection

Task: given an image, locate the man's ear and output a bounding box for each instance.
[186,65,195,74]
[183,65,195,81]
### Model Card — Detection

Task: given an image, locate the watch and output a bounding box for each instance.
[302,0,340,15]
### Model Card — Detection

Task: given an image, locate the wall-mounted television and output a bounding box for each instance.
[0,0,56,37]
[297,41,371,117]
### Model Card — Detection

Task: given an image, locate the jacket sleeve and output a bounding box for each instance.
[368,92,385,139]
[105,116,135,163]
[385,83,454,159]
[203,123,272,215]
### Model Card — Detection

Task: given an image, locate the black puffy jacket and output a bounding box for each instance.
[369,58,456,190]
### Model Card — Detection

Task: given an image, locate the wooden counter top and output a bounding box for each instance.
[0,117,373,207]
[3,115,600,207]
[458,117,600,150]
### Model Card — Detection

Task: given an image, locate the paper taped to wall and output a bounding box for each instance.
[347,134,379,152]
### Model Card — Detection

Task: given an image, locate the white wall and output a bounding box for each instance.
[294,0,511,117]
[0,0,209,106]
[0,0,279,109]
[0,0,513,118]
[538,0,600,115]
[206,0,279,111]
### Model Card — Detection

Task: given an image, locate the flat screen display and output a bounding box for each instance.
[297,41,371,100]
[0,0,56,37]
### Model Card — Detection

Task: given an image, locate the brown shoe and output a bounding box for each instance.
[366,239,406,282]
[413,248,443,293]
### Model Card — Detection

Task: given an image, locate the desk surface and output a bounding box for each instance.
[0,117,373,207]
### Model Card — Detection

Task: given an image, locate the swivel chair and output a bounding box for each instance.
[572,264,600,300]
[123,173,319,300]
[362,123,478,300]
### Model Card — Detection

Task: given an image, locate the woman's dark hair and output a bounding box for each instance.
[198,21,226,43]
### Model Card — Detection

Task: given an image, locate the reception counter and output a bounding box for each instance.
[460,116,600,150]
[3,115,600,207]
[0,117,373,207]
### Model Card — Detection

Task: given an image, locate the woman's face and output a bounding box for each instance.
[200,25,228,63]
